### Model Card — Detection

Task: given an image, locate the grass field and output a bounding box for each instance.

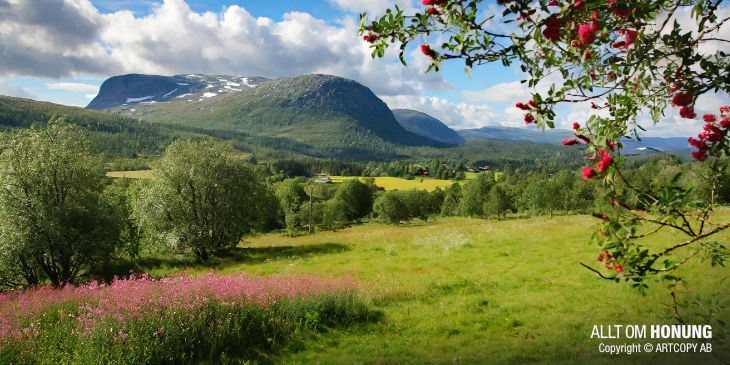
[330,176,456,191]
[106,170,154,179]
[133,214,730,364]
[106,171,494,190]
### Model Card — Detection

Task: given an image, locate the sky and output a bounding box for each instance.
[0,0,727,136]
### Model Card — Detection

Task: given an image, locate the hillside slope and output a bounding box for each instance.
[0,95,183,157]
[392,109,464,144]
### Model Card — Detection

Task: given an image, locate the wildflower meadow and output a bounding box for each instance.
[0,273,372,363]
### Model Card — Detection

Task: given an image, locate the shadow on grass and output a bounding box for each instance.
[94,242,351,281]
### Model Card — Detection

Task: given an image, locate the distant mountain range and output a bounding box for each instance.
[456,125,690,153]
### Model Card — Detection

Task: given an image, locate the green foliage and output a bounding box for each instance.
[334,179,373,222]
[373,191,410,225]
[373,189,443,225]
[275,178,309,231]
[483,184,511,219]
[132,139,278,261]
[0,292,372,364]
[441,182,462,217]
[458,172,495,217]
[0,121,119,288]
[104,180,143,259]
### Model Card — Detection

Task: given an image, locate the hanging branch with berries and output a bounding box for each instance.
[359,0,730,293]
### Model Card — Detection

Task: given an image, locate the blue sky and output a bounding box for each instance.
[0,0,726,136]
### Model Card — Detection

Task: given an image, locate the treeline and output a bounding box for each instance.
[277,170,597,231]
[275,155,730,229]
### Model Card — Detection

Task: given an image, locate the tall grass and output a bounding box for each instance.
[0,273,372,364]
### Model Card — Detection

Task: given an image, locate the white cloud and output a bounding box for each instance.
[0,0,118,78]
[0,80,34,99]
[382,94,501,130]
[45,82,99,93]
[328,0,417,15]
[0,0,448,96]
[461,80,530,104]
[95,0,447,96]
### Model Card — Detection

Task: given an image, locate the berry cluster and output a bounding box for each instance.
[597,252,624,273]
[515,99,539,124]
[671,92,696,119]
[688,106,730,161]
[581,146,614,180]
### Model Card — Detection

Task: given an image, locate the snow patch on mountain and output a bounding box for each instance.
[126,96,153,103]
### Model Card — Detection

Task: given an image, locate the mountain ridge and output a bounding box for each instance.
[457,125,690,152]
[98,74,449,160]
[392,109,465,144]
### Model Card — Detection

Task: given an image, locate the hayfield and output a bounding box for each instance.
[106,170,154,179]
[330,176,456,191]
[129,213,730,364]
[106,171,494,191]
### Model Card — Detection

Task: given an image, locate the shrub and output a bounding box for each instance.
[0,121,119,289]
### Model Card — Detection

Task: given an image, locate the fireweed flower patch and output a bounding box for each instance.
[0,273,371,363]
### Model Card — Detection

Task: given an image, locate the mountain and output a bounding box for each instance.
[101,74,447,160]
[87,74,269,110]
[392,109,464,144]
[458,125,689,153]
[458,125,574,144]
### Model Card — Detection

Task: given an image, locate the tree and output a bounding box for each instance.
[441,182,463,216]
[104,179,143,259]
[459,172,495,217]
[373,191,409,224]
[0,121,119,288]
[483,184,511,219]
[361,0,730,291]
[334,179,374,221]
[275,177,309,231]
[133,140,277,261]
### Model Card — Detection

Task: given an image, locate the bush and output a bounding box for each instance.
[373,191,409,224]
[0,121,119,288]
[373,189,441,224]
[334,179,373,222]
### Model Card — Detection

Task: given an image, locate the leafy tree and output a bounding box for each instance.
[0,121,119,288]
[133,140,277,261]
[483,184,511,219]
[429,187,446,215]
[459,172,495,217]
[361,0,730,290]
[275,177,309,231]
[373,191,409,224]
[400,190,431,221]
[334,179,373,221]
[441,182,462,216]
[104,179,143,259]
[319,198,351,230]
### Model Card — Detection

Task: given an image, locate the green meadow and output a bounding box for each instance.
[132,214,730,364]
